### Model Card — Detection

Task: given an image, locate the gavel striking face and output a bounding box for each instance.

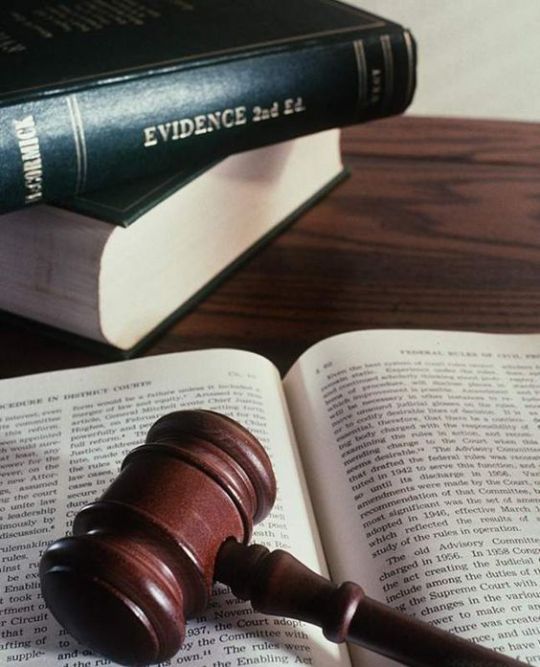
[40,410,526,667]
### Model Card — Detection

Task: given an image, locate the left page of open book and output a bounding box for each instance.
[0,350,348,667]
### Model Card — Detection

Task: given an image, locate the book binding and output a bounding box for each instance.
[0,28,415,213]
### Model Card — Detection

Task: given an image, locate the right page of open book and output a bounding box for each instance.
[284,330,540,667]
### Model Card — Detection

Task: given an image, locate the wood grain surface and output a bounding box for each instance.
[2,116,540,379]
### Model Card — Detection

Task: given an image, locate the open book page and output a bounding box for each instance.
[0,350,348,667]
[284,330,540,667]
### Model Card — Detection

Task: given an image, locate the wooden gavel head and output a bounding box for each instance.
[40,410,276,666]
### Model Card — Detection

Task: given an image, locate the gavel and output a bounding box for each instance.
[40,410,526,667]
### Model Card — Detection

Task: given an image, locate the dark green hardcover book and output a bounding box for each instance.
[0,130,347,356]
[60,157,218,227]
[0,0,415,213]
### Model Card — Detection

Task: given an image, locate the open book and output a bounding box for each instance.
[1,330,539,667]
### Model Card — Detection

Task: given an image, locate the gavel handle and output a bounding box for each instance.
[216,541,527,667]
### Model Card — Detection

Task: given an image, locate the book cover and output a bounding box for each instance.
[59,159,219,227]
[0,0,416,212]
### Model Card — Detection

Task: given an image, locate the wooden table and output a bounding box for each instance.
[2,116,540,379]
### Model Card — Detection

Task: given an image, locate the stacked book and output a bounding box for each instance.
[0,0,416,355]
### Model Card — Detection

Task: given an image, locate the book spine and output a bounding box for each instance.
[0,28,415,214]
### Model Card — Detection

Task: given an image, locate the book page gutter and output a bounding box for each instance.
[284,330,540,667]
[0,349,348,667]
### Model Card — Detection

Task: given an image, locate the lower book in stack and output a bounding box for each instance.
[0,130,346,356]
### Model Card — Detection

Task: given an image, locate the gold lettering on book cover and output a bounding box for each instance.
[163,0,194,9]
[12,115,43,204]
[9,1,163,42]
[0,30,26,54]
[143,98,307,148]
